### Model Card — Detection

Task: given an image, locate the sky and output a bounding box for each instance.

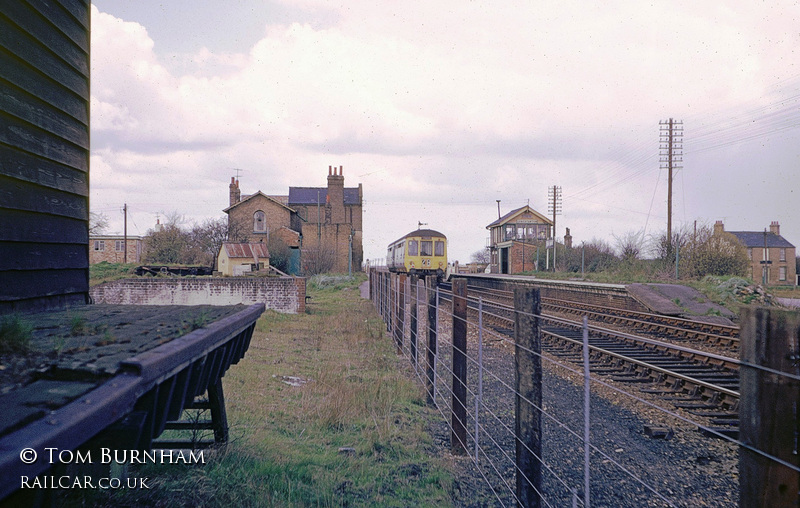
[89,1,800,264]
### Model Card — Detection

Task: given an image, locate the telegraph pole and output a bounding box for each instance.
[548,186,562,271]
[123,203,128,264]
[659,118,683,254]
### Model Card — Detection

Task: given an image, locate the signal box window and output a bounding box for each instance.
[421,241,433,256]
[435,241,444,256]
[408,240,418,256]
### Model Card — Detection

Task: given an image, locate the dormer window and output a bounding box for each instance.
[254,211,266,232]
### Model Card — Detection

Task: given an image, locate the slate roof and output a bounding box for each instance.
[222,242,270,260]
[486,205,552,228]
[729,231,795,249]
[222,191,295,213]
[288,187,361,205]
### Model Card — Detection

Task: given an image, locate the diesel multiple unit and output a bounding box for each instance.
[387,229,448,277]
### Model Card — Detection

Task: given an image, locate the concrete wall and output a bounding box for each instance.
[90,277,306,313]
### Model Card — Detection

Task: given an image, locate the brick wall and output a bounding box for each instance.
[228,195,293,243]
[90,277,306,313]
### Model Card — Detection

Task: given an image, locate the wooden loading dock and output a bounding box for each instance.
[0,303,264,504]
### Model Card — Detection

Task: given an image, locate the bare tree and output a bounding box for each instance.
[302,244,336,275]
[268,236,292,273]
[470,247,491,264]
[614,230,644,262]
[89,212,109,235]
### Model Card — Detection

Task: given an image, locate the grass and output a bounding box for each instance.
[73,273,454,507]
[0,314,33,354]
[89,261,138,286]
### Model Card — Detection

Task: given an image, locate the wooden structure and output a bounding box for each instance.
[486,205,553,274]
[739,307,800,507]
[0,1,91,313]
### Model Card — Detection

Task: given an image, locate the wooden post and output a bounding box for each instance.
[740,307,800,508]
[515,287,542,508]
[410,275,418,368]
[451,278,468,455]
[207,379,229,444]
[426,275,438,405]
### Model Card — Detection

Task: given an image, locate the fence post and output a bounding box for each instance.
[476,297,484,463]
[396,273,406,352]
[426,275,438,405]
[451,278,468,455]
[387,272,393,333]
[410,274,418,368]
[515,286,542,508]
[739,307,800,508]
[582,315,591,508]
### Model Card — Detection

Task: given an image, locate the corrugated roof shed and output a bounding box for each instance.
[223,243,270,260]
[288,187,361,205]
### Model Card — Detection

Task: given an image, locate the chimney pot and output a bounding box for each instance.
[329,165,332,175]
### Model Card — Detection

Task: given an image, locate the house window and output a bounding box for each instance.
[94,240,105,251]
[115,240,125,251]
[254,211,266,232]
[780,266,787,281]
[780,248,786,262]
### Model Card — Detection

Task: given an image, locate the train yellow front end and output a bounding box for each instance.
[387,229,448,278]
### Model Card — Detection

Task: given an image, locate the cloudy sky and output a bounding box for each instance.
[89,1,800,263]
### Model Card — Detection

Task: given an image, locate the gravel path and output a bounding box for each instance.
[423,317,738,507]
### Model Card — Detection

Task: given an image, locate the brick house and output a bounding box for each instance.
[715,220,797,285]
[90,236,143,264]
[486,205,553,274]
[224,166,363,274]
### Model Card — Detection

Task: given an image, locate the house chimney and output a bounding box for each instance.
[770,221,780,235]
[229,177,241,206]
[327,165,345,224]
[713,220,724,235]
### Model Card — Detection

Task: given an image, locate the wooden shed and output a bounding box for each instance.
[217,242,270,276]
[0,1,91,313]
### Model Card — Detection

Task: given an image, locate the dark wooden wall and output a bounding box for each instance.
[0,0,90,313]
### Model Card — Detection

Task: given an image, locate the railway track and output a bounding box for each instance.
[437,282,741,437]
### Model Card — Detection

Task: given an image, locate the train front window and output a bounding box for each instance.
[421,241,433,256]
[408,240,418,256]
[435,241,444,256]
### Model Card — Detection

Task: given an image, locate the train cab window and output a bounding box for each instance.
[408,240,418,256]
[421,241,433,256]
[435,241,444,256]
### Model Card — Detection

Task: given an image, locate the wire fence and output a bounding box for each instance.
[367,268,800,508]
